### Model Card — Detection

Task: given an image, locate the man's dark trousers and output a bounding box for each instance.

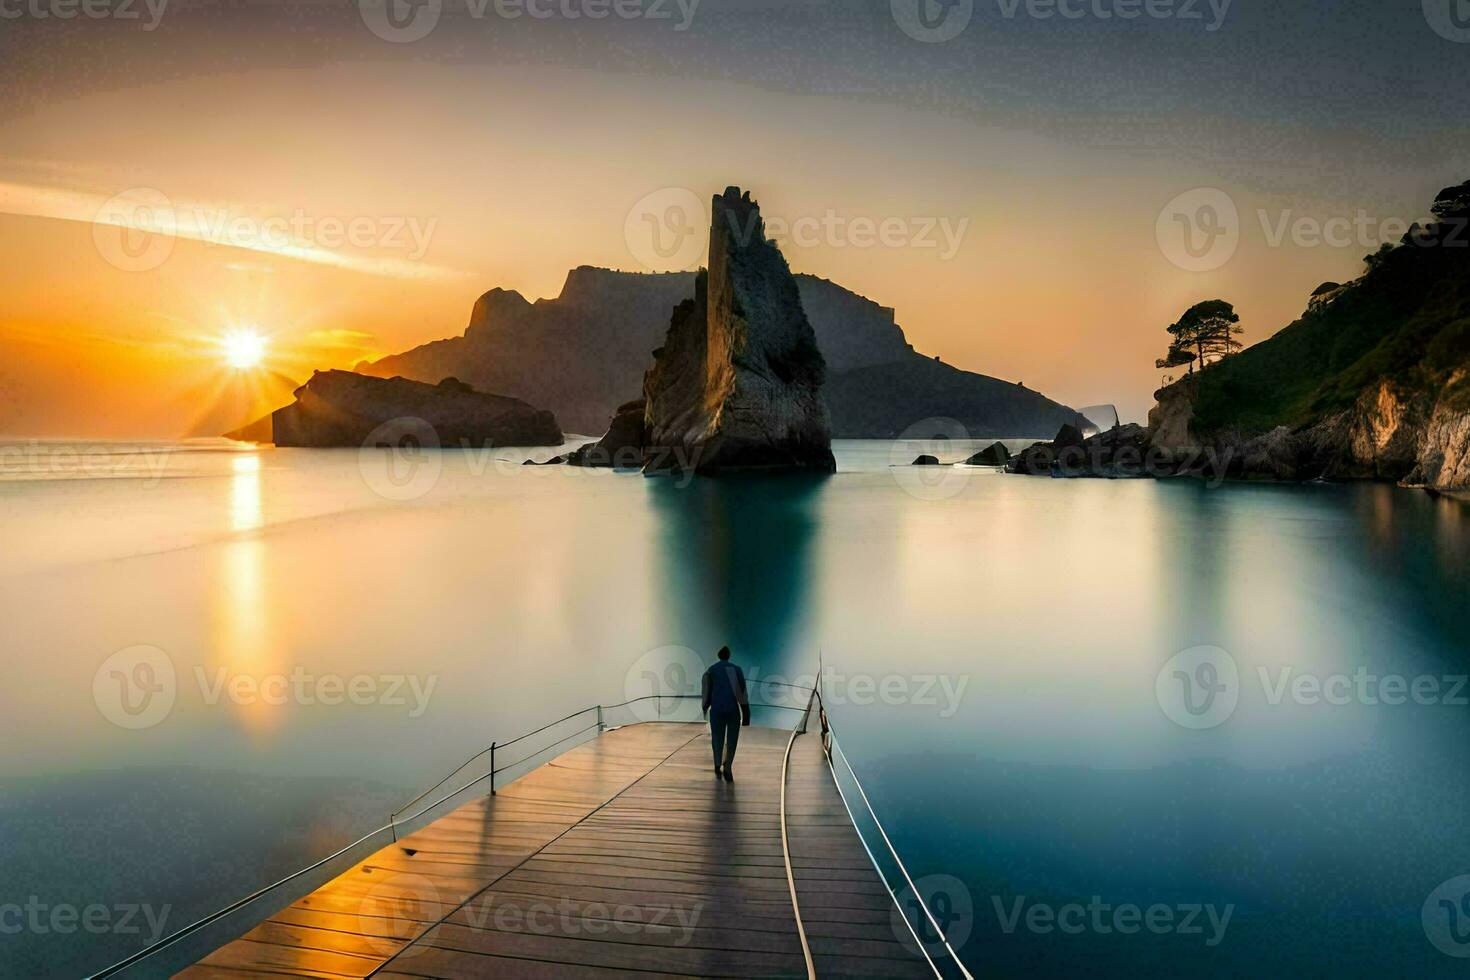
[710,709,741,770]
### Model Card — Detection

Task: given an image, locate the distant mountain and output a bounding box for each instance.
[358,266,1083,439]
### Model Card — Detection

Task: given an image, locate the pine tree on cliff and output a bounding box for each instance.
[1157,300,1242,375]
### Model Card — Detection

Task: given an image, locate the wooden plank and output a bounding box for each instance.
[180,721,931,979]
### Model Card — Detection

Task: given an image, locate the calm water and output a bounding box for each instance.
[2,438,1469,977]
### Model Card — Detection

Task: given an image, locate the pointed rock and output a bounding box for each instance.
[642,187,835,474]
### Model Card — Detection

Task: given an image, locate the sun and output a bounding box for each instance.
[221,329,268,370]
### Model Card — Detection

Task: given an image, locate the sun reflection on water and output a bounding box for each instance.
[217,450,277,734]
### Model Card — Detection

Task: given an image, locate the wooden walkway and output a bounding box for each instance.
[179,723,932,979]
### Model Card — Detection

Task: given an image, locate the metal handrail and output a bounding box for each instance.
[780,688,820,979]
[391,689,815,823]
[824,723,975,980]
[91,687,814,978]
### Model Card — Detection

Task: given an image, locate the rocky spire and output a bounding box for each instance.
[641,186,835,474]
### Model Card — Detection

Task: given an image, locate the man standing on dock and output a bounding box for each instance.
[702,645,751,781]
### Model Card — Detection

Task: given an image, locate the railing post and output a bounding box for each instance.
[489,741,496,796]
[596,704,604,733]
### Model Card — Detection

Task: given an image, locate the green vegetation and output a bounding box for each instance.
[1156,299,1242,376]
[1182,183,1470,436]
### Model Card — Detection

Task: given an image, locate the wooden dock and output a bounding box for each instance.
[179,722,933,979]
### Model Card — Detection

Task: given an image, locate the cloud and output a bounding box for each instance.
[0,177,472,282]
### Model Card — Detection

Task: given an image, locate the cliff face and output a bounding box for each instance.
[361,268,695,435]
[265,370,562,448]
[359,268,1080,440]
[1146,192,1470,490]
[641,188,835,473]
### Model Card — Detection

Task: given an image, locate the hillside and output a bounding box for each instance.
[1149,180,1470,488]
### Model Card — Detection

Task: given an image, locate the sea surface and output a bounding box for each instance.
[2,437,1469,977]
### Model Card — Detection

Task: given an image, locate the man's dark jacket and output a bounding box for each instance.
[702,661,751,726]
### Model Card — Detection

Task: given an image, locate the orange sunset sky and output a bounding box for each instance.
[2,2,1465,436]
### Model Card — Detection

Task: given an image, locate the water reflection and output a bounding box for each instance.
[216,451,276,734]
[230,452,262,532]
[647,474,827,685]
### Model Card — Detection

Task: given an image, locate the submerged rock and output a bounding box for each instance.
[264,370,563,448]
[640,187,836,474]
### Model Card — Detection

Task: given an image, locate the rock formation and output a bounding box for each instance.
[236,370,563,448]
[1009,423,1158,478]
[964,442,1011,466]
[565,399,647,468]
[358,268,1083,440]
[639,187,835,473]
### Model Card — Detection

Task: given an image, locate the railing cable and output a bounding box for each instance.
[779,689,819,980]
